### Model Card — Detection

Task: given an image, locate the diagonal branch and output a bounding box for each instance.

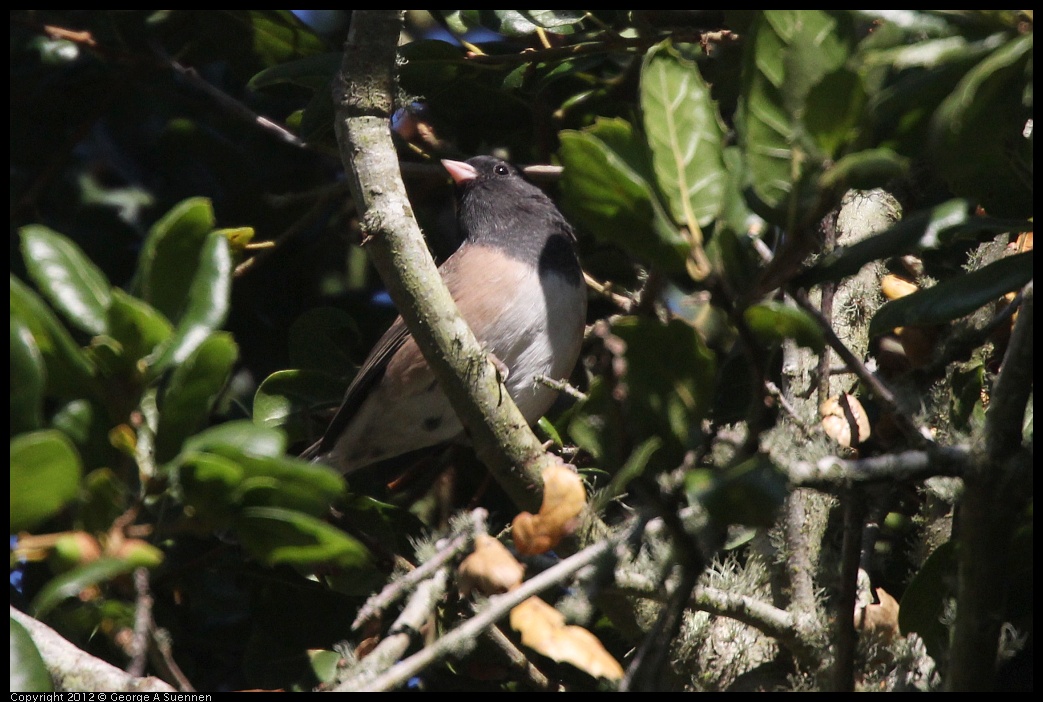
[331,10,560,511]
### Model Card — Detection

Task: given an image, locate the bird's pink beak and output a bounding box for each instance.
[441,159,478,185]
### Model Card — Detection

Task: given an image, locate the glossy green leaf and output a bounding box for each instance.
[439,10,584,36]
[10,617,53,692]
[744,301,825,351]
[231,454,345,517]
[929,32,1033,218]
[869,251,1033,337]
[641,41,727,229]
[155,332,239,463]
[10,430,82,532]
[592,436,663,513]
[899,540,956,665]
[11,314,46,434]
[796,200,1029,287]
[235,506,371,569]
[182,420,287,459]
[10,276,95,397]
[178,451,245,527]
[239,10,326,65]
[558,123,688,274]
[253,369,351,443]
[247,52,341,91]
[19,225,112,336]
[148,231,233,375]
[804,67,867,158]
[686,454,788,528]
[818,148,910,192]
[134,197,216,323]
[30,558,136,618]
[107,289,173,368]
[613,317,717,461]
[738,11,852,216]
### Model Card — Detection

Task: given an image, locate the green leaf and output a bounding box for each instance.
[19,225,112,336]
[796,200,1028,287]
[11,314,46,434]
[592,436,663,513]
[899,541,956,665]
[182,420,287,459]
[30,558,136,618]
[438,10,584,37]
[134,197,216,323]
[744,301,825,351]
[107,289,173,368]
[818,148,910,192]
[155,332,239,463]
[641,41,727,229]
[10,276,96,398]
[248,52,341,91]
[10,617,53,692]
[231,454,345,517]
[613,317,717,461]
[235,506,372,569]
[148,231,233,376]
[738,11,852,218]
[686,454,788,528]
[178,451,245,528]
[869,252,1033,338]
[237,10,327,65]
[804,67,867,158]
[928,32,1032,218]
[558,123,688,274]
[10,430,82,532]
[253,369,350,443]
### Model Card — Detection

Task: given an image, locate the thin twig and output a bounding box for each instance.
[352,509,487,631]
[126,568,152,678]
[234,186,352,277]
[337,569,450,691]
[533,374,588,402]
[791,289,931,448]
[354,524,632,692]
[789,446,970,488]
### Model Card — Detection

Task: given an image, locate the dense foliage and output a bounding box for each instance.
[10,10,1033,692]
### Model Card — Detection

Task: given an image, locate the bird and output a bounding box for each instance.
[305,155,587,475]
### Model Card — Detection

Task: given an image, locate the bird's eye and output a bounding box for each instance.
[494,163,510,176]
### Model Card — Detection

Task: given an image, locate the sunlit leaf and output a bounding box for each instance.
[134,197,216,323]
[10,276,96,398]
[10,616,53,692]
[155,332,238,463]
[744,301,825,351]
[19,226,112,336]
[10,430,82,532]
[11,314,46,434]
[869,251,1032,337]
[148,231,232,375]
[642,41,727,232]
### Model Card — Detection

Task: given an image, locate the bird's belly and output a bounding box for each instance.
[484,268,586,422]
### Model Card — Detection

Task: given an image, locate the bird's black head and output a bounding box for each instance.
[441,156,575,267]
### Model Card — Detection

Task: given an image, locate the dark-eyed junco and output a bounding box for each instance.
[306,155,587,474]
